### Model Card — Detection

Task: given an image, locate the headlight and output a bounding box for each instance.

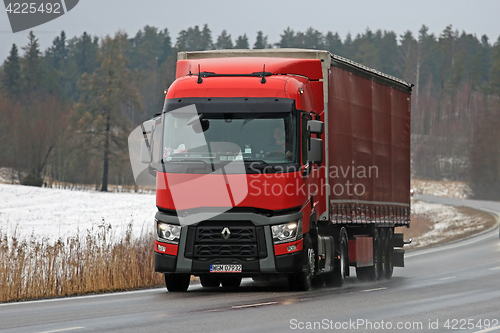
[271,220,302,244]
[156,220,181,244]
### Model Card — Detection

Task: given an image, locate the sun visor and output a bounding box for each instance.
[163,97,295,114]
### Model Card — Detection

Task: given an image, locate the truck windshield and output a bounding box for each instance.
[162,110,297,171]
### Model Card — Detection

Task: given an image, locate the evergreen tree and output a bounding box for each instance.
[201,24,214,50]
[21,31,45,96]
[45,31,68,70]
[276,27,296,48]
[302,27,324,49]
[69,32,99,75]
[379,31,398,76]
[159,28,173,64]
[324,31,343,55]
[1,44,22,98]
[215,30,233,49]
[77,32,141,191]
[234,34,249,49]
[398,30,417,82]
[176,25,213,51]
[129,25,163,71]
[489,36,500,96]
[351,29,380,70]
[253,31,269,49]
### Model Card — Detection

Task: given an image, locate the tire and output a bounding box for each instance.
[384,229,394,279]
[165,273,190,292]
[325,228,348,287]
[200,274,220,288]
[311,275,325,288]
[288,234,315,291]
[356,228,380,281]
[220,275,242,288]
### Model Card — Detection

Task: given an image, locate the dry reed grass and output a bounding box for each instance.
[0,223,164,303]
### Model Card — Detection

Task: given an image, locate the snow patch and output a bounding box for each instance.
[409,200,486,248]
[0,184,157,242]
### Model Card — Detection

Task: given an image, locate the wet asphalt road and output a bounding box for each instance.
[1,195,499,333]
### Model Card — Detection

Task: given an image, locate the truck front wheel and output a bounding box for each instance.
[165,273,190,292]
[288,234,315,291]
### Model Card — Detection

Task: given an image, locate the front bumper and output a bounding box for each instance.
[154,210,304,275]
[154,247,303,274]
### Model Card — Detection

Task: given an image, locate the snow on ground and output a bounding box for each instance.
[0,184,157,242]
[412,178,471,199]
[408,199,489,249]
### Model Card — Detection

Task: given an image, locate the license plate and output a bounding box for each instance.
[210,264,242,273]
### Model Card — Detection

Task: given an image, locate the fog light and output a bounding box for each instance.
[287,244,297,252]
[157,244,166,252]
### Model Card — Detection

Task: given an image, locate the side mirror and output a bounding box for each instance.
[140,138,151,164]
[308,138,323,164]
[307,120,324,135]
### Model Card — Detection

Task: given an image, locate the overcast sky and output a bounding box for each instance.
[1,0,499,61]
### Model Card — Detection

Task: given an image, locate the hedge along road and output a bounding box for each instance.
[0,195,499,333]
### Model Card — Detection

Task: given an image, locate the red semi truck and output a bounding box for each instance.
[136,49,412,291]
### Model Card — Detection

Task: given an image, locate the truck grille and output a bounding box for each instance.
[194,244,258,258]
[196,225,256,242]
[185,221,267,260]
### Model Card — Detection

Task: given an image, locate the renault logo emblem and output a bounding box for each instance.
[221,227,231,240]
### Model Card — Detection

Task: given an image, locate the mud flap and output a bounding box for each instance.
[393,248,405,267]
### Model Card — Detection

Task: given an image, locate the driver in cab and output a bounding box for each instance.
[268,126,293,159]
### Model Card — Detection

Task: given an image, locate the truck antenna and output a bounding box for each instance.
[261,64,266,84]
[197,64,203,84]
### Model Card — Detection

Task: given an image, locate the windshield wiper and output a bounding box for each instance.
[244,159,278,172]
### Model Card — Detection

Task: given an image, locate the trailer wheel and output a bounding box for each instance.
[384,229,394,279]
[311,275,325,288]
[200,274,220,288]
[220,275,242,288]
[288,234,314,291]
[164,273,190,292]
[356,228,380,281]
[325,228,348,287]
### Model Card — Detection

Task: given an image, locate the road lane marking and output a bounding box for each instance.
[439,276,456,281]
[360,287,387,292]
[37,327,83,333]
[0,288,163,307]
[488,266,500,271]
[232,301,278,309]
[474,326,500,333]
